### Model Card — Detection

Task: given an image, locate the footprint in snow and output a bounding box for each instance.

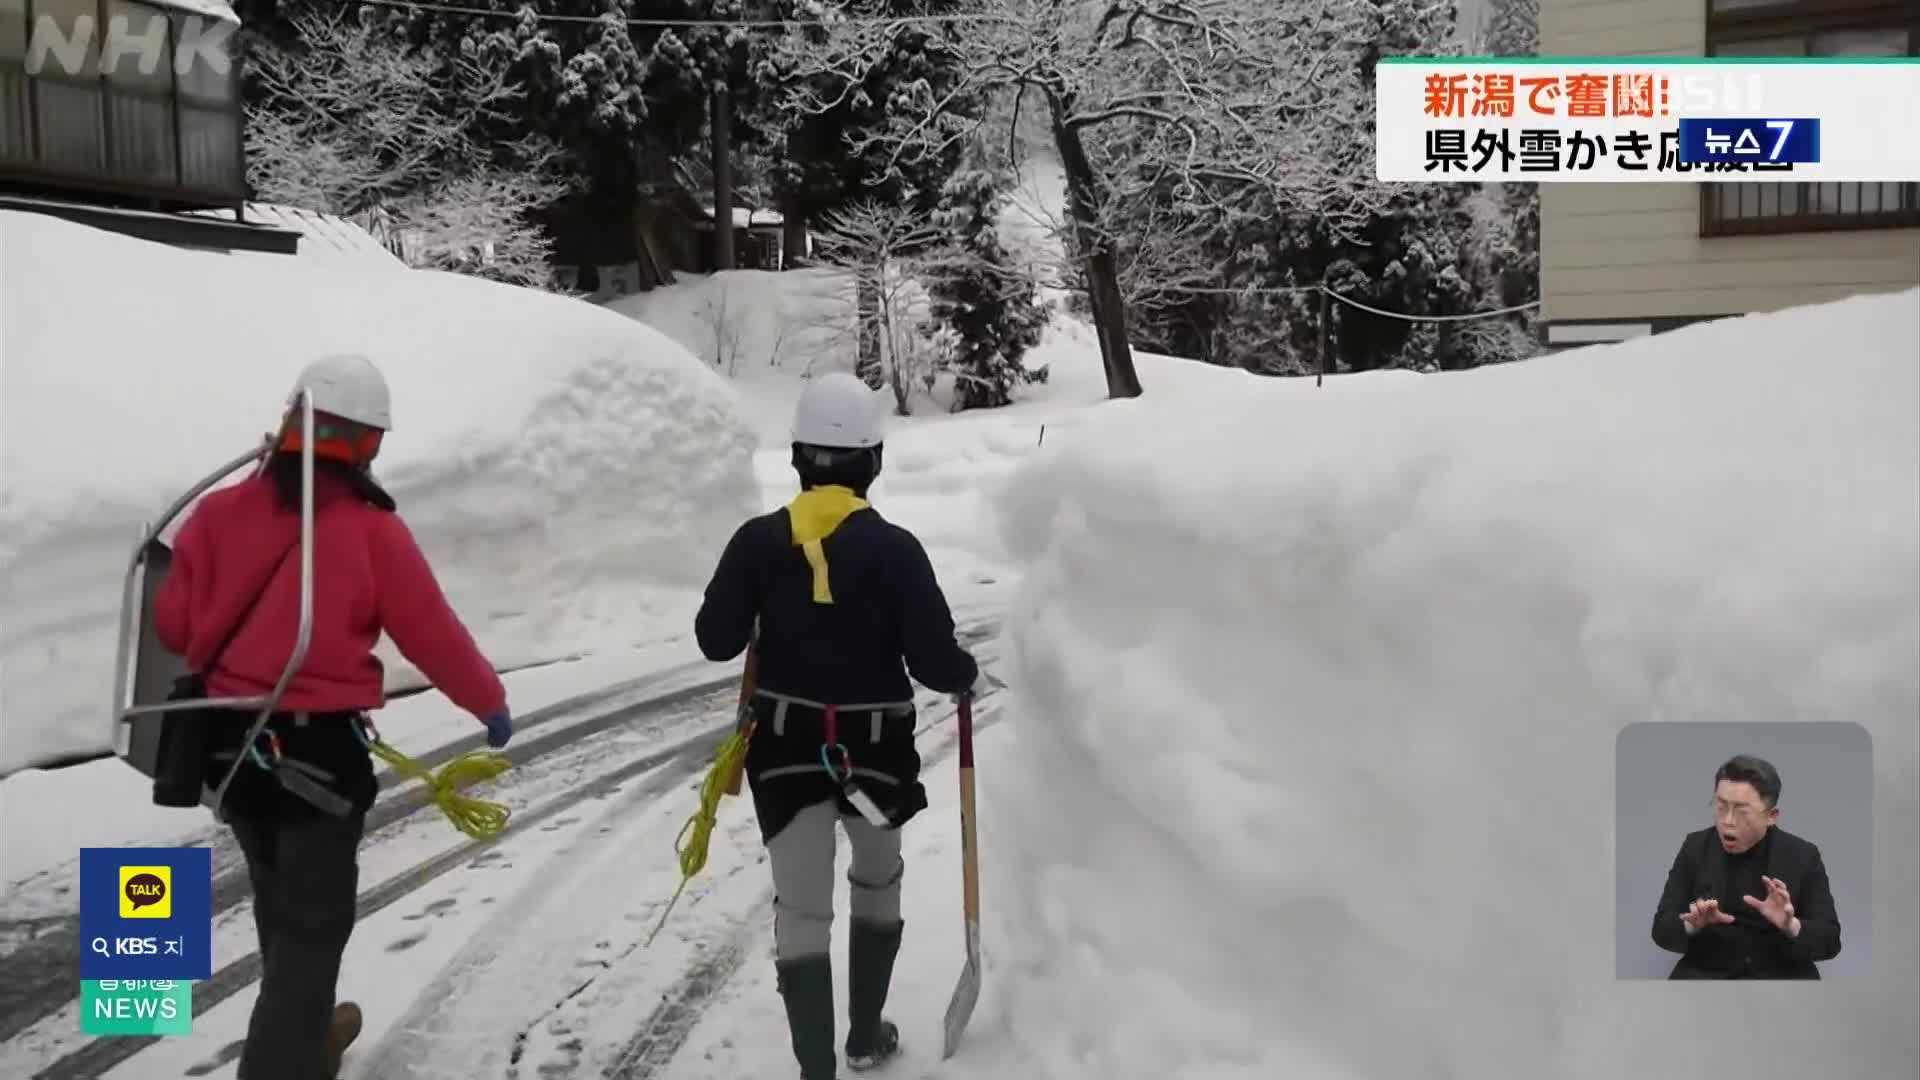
[401,897,458,922]
[385,931,428,953]
[182,1038,243,1075]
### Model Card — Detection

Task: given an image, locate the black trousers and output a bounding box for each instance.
[230,811,365,1080]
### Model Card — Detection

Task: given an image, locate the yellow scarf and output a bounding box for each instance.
[787,485,869,604]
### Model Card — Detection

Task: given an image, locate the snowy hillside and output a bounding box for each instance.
[0,210,760,775]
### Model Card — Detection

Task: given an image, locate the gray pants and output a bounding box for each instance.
[768,800,904,960]
[231,812,364,1080]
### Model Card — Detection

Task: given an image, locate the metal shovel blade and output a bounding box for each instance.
[941,921,982,1059]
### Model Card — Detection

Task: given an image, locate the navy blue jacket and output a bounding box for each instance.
[695,505,978,704]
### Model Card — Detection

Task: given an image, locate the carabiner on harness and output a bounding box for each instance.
[820,742,852,781]
[819,742,890,828]
[245,728,284,771]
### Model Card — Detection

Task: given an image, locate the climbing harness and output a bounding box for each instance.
[816,704,891,828]
[218,714,511,837]
[351,717,512,840]
[645,634,913,945]
[231,724,354,819]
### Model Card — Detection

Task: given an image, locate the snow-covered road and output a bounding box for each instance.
[2,620,1008,1080]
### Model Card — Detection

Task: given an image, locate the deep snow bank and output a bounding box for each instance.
[0,211,758,774]
[987,290,1919,1079]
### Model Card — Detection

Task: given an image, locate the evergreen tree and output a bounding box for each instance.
[925,168,1049,410]
[1482,0,1541,330]
[760,0,982,246]
[1112,0,1537,374]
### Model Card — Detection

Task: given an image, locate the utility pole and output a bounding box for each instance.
[711,81,735,271]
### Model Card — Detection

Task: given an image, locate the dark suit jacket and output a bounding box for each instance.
[1650,825,1842,979]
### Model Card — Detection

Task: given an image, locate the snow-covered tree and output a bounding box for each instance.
[773,0,1412,400]
[1477,0,1538,56]
[759,0,981,255]
[809,200,947,412]
[1096,0,1535,374]
[371,0,735,254]
[924,168,1050,410]
[1479,0,1540,334]
[244,9,573,285]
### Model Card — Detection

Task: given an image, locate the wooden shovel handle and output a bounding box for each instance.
[957,694,979,922]
[721,634,759,796]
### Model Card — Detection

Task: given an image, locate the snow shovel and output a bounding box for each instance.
[941,692,982,1059]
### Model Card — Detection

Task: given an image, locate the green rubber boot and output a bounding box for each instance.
[844,919,904,1071]
[776,954,839,1080]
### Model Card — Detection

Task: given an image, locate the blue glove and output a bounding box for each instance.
[482,707,512,749]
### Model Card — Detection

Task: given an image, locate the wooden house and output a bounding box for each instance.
[1,0,298,252]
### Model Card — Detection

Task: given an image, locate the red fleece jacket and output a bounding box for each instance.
[153,471,506,722]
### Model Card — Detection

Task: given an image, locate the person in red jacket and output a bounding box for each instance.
[153,352,511,1080]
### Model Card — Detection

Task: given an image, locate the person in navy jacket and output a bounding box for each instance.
[696,371,979,1079]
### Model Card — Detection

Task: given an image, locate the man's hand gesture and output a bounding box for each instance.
[1743,876,1800,937]
[1681,897,1736,935]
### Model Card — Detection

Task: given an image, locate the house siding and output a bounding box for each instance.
[1538,0,1920,326]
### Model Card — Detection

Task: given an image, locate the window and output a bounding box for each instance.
[28,0,101,77]
[1,0,26,163]
[2,0,28,63]
[29,0,107,174]
[105,1,173,96]
[169,6,238,193]
[1702,1,1920,236]
[170,7,235,106]
[104,1,177,184]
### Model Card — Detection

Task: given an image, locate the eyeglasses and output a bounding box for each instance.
[1710,799,1766,823]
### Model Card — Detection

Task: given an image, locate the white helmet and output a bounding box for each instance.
[288,353,392,431]
[791,371,882,449]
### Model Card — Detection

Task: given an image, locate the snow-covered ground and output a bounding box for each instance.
[4,168,1915,1079]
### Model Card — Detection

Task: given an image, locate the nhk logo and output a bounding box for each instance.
[118,865,171,919]
[22,12,235,80]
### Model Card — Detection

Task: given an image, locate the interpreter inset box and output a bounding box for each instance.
[1614,721,1871,980]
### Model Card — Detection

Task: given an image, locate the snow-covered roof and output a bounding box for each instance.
[144,0,240,23]
[186,203,407,267]
[696,205,786,228]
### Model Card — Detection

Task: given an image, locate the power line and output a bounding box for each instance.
[1035,277,1539,323]
[1324,290,1539,322]
[339,2,1543,328]
[352,0,994,30]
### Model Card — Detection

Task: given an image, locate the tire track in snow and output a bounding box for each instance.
[30,688,741,1080]
[0,663,726,1045]
[600,696,1009,1080]
[15,619,1002,1078]
[352,644,1010,1079]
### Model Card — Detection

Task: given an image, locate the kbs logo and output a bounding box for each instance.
[81,846,212,982]
[119,865,171,919]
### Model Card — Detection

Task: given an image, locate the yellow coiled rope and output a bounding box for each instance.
[645,720,753,947]
[366,737,513,840]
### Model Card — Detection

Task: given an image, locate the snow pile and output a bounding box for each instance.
[607,268,864,440]
[0,210,758,774]
[985,290,1919,1078]
[611,264,1250,624]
